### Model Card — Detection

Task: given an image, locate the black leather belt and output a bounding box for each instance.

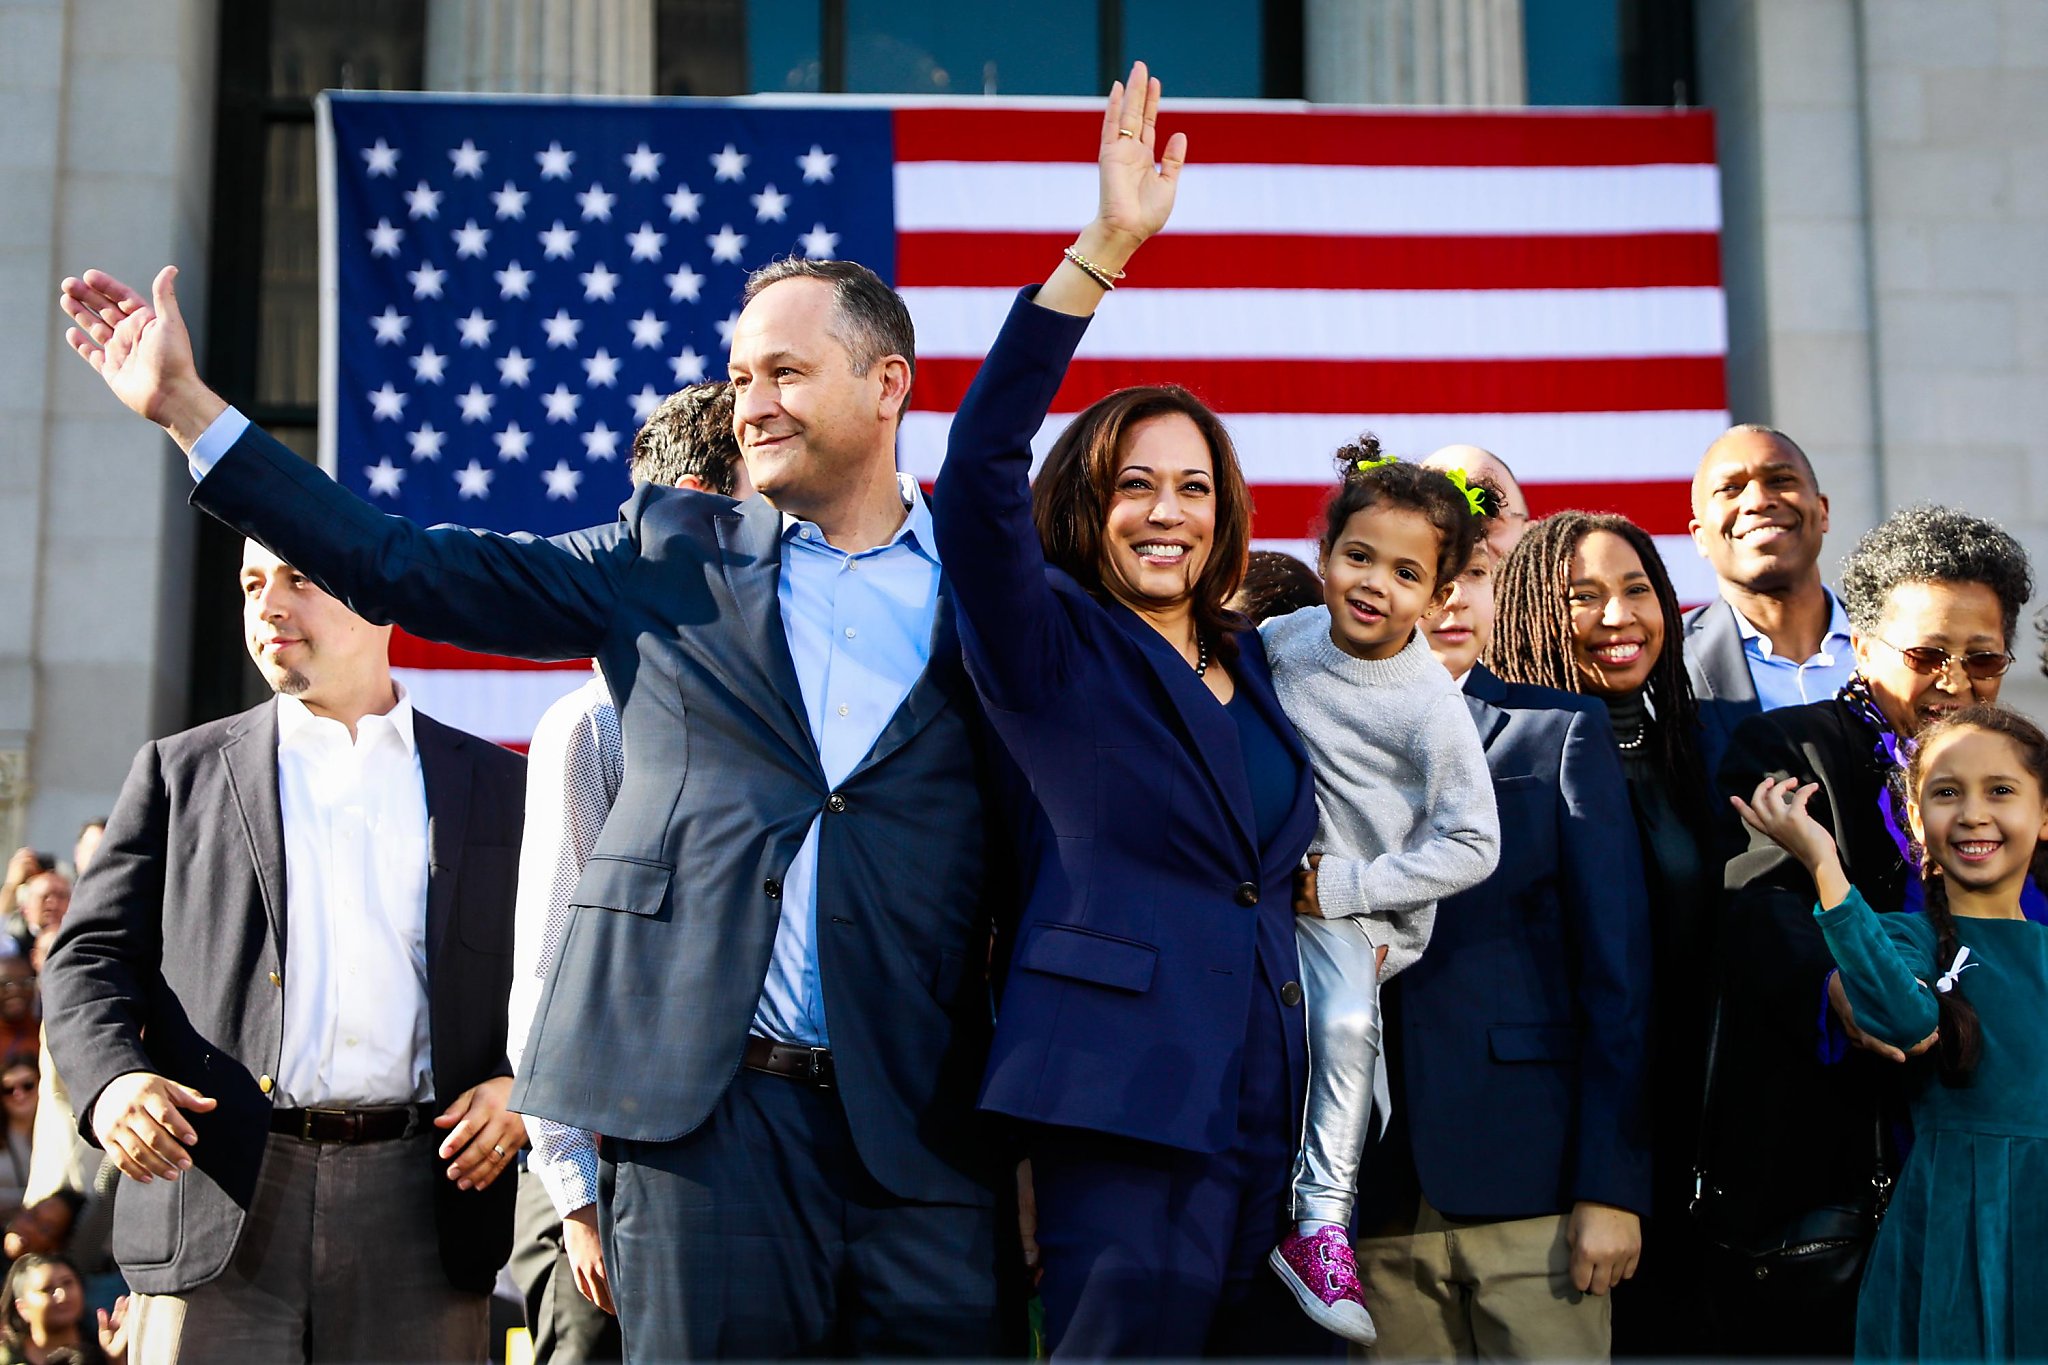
[743,1036,835,1088]
[270,1105,421,1143]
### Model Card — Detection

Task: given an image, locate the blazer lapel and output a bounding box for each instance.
[417,713,471,972]
[713,497,819,765]
[1692,600,1758,707]
[219,704,289,958]
[847,578,963,782]
[1106,602,1256,858]
[1462,665,1513,750]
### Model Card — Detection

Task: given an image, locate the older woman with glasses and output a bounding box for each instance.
[1699,505,2033,1357]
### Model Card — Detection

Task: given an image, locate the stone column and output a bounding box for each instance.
[1306,0,1527,106]
[425,0,656,96]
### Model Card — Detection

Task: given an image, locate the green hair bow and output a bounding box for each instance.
[1354,453,1399,474]
[1438,465,1492,518]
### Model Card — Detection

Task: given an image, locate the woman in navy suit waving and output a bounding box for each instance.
[932,64,1324,1357]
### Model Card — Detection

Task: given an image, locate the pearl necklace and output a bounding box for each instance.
[1194,634,1211,678]
[1616,725,1647,751]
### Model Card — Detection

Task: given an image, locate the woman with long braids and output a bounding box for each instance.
[1735,704,2048,1359]
[1703,506,2033,1356]
[1488,511,1718,1353]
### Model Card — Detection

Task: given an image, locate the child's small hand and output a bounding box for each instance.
[1292,855,1322,918]
[1731,776,1839,873]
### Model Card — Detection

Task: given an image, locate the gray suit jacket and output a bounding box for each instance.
[43,701,524,1294]
[189,422,1005,1208]
[1682,597,1759,787]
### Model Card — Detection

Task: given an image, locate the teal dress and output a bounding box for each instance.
[1816,888,2048,1360]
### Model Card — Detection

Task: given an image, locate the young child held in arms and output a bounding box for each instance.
[1736,704,2048,1360]
[1260,444,1502,1345]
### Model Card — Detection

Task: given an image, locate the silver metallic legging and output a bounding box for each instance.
[1289,913,1387,1225]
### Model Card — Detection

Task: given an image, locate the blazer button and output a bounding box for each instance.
[763,878,782,899]
[258,1075,274,1095]
[1280,981,1304,1008]
[1235,881,1259,907]
[826,793,847,814]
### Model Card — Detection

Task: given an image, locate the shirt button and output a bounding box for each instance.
[1235,881,1260,907]
[763,878,782,899]
[843,626,856,639]
[826,793,847,814]
[345,1037,358,1048]
[837,703,849,717]
[1280,981,1304,1008]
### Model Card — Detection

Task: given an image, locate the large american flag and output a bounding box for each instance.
[319,92,1726,745]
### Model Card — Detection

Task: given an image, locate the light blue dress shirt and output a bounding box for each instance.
[188,406,942,1050]
[1735,589,1856,710]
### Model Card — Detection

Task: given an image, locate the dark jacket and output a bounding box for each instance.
[44,702,523,1294]
[934,291,1318,1154]
[1683,598,1761,789]
[188,423,1005,1207]
[1361,666,1653,1224]
[1706,698,1908,1231]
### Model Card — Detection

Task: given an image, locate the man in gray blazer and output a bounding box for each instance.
[44,539,526,1362]
[59,260,1008,1360]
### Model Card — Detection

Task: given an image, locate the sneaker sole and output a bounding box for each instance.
[1267,1247,1379,1347]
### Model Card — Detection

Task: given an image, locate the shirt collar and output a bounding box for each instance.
[275,682,418,757]
[1732,589,1853,662]
[779,474,940,566]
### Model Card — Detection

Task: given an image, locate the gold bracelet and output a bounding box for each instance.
[1062,245,1126,291]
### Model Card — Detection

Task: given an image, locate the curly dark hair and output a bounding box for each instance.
[629,381,741,494]
[1838,506,2032,648]
[1490,511,1705,798]
[1318,435,1499,594]
[1901,704,2048,1084]
[1233,550,1324,625]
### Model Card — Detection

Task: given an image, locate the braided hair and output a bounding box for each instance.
[1901,704,2048,1083]
[1490,511,1705,797]
[1318,435,1501,594]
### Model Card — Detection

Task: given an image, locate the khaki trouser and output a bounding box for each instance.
[1354,1199,1610,1362]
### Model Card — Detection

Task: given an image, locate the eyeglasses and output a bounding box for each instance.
[1874,638,2013,681]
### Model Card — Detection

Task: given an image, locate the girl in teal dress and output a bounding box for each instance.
[1734,703,2048,1361]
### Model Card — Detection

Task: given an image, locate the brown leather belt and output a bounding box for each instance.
[270,1105,421,1143]
[742,1036,835,1088]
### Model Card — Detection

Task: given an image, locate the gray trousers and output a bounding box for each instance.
[128,1130,489,1364]
[507,1167,621,1362]
[1289,914,1387,1226]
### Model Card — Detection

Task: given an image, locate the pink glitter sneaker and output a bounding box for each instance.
[1269,1225,1378,1346]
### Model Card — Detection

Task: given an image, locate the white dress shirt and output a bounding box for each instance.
[274,690,435,1107]
[508,673,619,1216]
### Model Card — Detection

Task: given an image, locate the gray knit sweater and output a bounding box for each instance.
[1259,607,1500,979]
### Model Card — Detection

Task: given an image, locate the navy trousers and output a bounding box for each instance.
[597,1066,1000,1362]
[1026,927,1333,1358]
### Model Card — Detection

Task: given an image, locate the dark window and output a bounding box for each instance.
[656,0,750,96]
[1524,0,1695,107]
[196,0,425,723]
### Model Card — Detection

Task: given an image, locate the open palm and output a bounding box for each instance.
[59,266,199,428]
[1095,61,1188,247]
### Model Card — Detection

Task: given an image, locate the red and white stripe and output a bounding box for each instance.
[408,102,1728,745]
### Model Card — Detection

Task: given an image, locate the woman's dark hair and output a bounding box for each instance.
[1490,511,1705,795]
[1839,505,2033,648]
[2,1253,82,1345]
[1233,551,1324,625]
[1901,704,2048,1083]
[1033,385,1254,657]
[1317,436,1497,594]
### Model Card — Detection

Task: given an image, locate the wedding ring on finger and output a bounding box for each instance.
[1118,127,1138,138]
[491,1144,506,1158]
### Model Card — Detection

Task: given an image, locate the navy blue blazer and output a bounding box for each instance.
[1365,666,1653,1222]
[1683,598,1760,788]
[933,291,1318,1156]
[189,427,1005,1207]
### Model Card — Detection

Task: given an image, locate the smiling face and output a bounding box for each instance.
[1,1064,36,1124]
[1566,530,1666,698]
[0,959,33,1025]
[1098,412,1217,612]
[1321,502,1449,662]
[727,276,905,523]
[240,541,392,710]
[1426,543,1496,678]
[1852,579,2008,736]
[1689,428,1830,595]
[1909,726,2048,898]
